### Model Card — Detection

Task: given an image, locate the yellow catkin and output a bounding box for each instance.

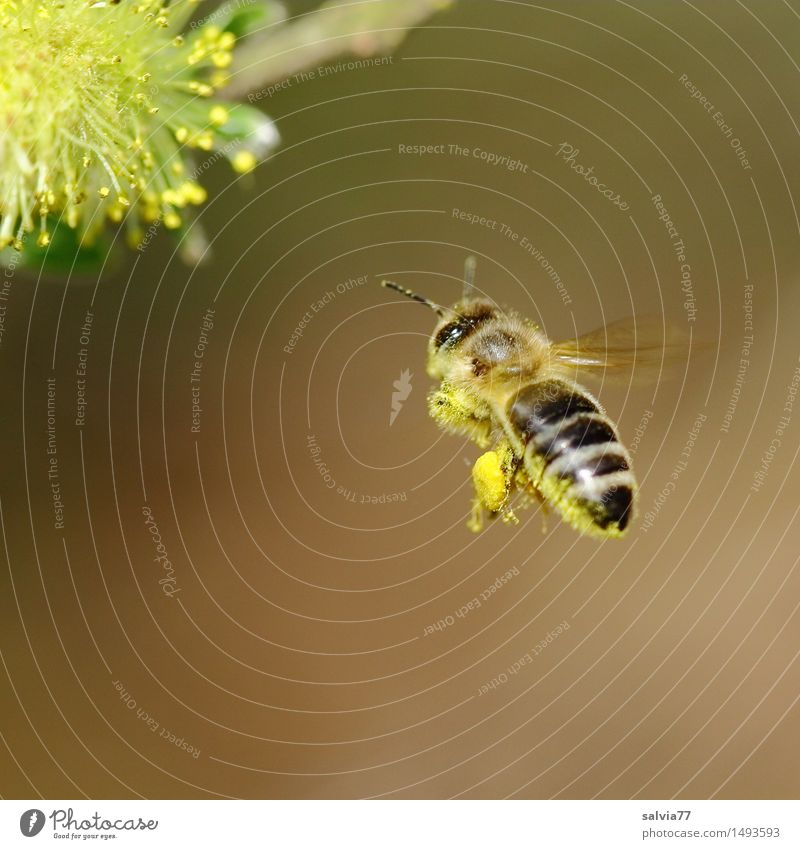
[0,0,258,251]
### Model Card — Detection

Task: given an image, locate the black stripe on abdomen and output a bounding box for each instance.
[508,380,619,468]
[538,415,617,463]
[509,379,599,438]
[507,379,635,534]
[555,451,630,482]
[592,484,634,531]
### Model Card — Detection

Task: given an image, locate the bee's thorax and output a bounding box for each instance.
[426,302,549,388]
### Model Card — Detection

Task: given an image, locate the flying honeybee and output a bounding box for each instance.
[383,257,684,538]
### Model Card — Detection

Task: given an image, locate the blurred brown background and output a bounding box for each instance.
[2,0,800,799]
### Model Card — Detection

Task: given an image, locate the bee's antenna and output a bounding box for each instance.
[463,255,477,300]
[381,279,452,318]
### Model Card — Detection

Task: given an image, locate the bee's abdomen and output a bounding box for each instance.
[508,379,635,537]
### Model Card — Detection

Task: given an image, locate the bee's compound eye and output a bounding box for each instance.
[434,308,495,350]
[434,319,469,349]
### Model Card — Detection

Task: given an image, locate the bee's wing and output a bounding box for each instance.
[549,315,692,385]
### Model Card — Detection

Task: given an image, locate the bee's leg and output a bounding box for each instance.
[467,499,485,534]
[428,384,491,448]
[530,487,549,534]
[526,485,550,534]
[512,467,549,533]
[467,443,518,532]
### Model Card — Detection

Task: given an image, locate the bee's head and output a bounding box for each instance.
[381,277,498,377]
[382,257,498,378]
[427,300,497,376]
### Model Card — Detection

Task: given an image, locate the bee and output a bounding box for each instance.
[382,257,684,538]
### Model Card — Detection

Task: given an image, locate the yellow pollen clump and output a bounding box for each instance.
[472,452,508,513]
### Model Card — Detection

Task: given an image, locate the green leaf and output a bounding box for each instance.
[0,224,117,277]
[214,102,280,163]
[217,101,278,143]
[211,1,287,39]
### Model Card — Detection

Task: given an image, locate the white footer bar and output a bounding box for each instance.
[2,800,796,848]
